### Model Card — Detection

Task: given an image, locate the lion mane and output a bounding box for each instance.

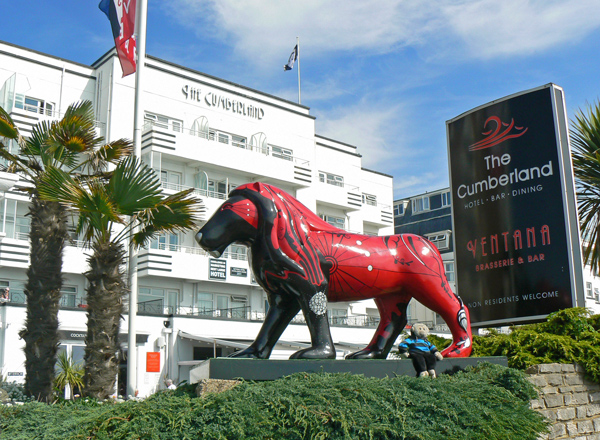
[229,182,339,286]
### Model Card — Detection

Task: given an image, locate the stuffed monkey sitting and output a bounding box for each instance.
[398,323,444,378]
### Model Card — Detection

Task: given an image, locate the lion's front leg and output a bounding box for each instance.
[290,288,336,359]
[229,293,300,359]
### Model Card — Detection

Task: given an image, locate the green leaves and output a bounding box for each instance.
[473,308,600,383]
[37,155,202,248]
[0,368,548,440]
[572,101,600,273]
[0,105,18,140]
[54,352,84,399]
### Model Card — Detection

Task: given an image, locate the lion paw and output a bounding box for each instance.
[290,346,336,360]
[440,337,472,358]
[345,349,386,359]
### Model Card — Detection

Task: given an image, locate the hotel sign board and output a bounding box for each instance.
[447,84,584,327]
[209,258,227,281]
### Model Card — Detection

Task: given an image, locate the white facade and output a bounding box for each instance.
[0,41,394,396]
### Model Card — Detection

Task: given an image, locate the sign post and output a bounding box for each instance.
[447,84,584,327]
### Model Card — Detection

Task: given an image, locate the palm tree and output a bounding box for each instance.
[572,101,600,274]
[0,101,131,402]
[38,155,202,399]
[54,351,84,400]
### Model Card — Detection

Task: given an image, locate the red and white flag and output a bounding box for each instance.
[99,0,137,77]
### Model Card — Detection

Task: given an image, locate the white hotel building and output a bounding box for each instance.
[0,41,395,396]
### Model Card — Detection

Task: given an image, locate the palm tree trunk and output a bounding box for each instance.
[19,196,68,402]
[83,238,127,400]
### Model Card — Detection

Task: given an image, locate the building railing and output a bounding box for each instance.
[144,242,248,261]
[318,178,360,193]
[133,301,381,329]
[0,290,89,310]
[159,180,228,201]
[10,106,106,131]
[4,292,381,330]
[144,120,311,167]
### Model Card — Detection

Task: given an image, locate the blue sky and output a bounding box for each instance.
[2,1,599,199]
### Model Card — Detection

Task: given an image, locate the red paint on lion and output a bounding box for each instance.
[201,183,472,359]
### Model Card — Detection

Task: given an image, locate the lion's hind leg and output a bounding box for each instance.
[346,294,410,359]
[411,279,472,358]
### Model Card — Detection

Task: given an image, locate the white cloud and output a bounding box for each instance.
[166,0,600,65]
[314,100,405,171]
[166,0,436,66]
[442,0,600,59]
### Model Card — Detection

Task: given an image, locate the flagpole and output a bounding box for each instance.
[127,0,147,399]
[296,36,301,105]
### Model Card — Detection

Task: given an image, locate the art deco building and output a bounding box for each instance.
[0,41,395,396]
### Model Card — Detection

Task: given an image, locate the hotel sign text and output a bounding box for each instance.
[182,84,264,120]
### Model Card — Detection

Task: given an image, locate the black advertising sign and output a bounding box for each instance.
[209,258,227,281]
[230,267,248,277]
[447,84,583,327]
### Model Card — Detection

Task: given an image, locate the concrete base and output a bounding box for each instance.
[189,356,508,382]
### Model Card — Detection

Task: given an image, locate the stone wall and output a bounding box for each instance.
[528,363,600,439]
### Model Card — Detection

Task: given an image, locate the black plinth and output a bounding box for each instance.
[190,357,508,382]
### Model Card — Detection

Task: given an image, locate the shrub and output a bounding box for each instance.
[473,308,600,382]
[0,366,548,440]
[0,381,29,403]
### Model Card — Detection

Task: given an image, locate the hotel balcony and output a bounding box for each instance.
[316,179,363,211]
[361,200,394,228]
[141,122,312,188]
[136,242,253,284]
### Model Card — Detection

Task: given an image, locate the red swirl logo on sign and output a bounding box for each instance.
[468,116,528,151]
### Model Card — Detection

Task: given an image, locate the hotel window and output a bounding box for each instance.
[595,288,600,303]
[271,146,293,161]
[444,262,455,283]
[231,134,247,149]
[441,191,451,207]
[394,203,405,216]
[329,308,347,325]
[321,214,345,230]
[587,282,593,298]
[412,196,430,213]
[144,112,182,132]
[15,216,30,240]
[59,286,78,308]
[160,170,182,191]
[362,194,377,206]
[427,231,450,250]
[319,172,344,187]
[208,179,228,198]
[225,244,247,260]
[138,288,179,314]
[150,232,179,251]
[196,293,213,314]
[14,94,55,116]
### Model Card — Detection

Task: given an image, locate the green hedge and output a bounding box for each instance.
[471,308,600,383]
[0,363,547,440]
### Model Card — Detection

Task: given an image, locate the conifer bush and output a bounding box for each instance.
[472,308,600,382]
[0,364,547,440]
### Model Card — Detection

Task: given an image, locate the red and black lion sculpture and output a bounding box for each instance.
[196,182,472,360]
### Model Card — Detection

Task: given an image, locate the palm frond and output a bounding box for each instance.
[132,189,205,248]
[37,167,123,242]
[62,101,96,131]
[108,155,162,214]
[572,101,600,273]
[78,138,133,175]
[0,105,19,139]
[22,119,53,159]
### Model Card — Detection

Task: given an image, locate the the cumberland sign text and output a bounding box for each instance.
[182,84,264,120]
[447,84,583,326]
